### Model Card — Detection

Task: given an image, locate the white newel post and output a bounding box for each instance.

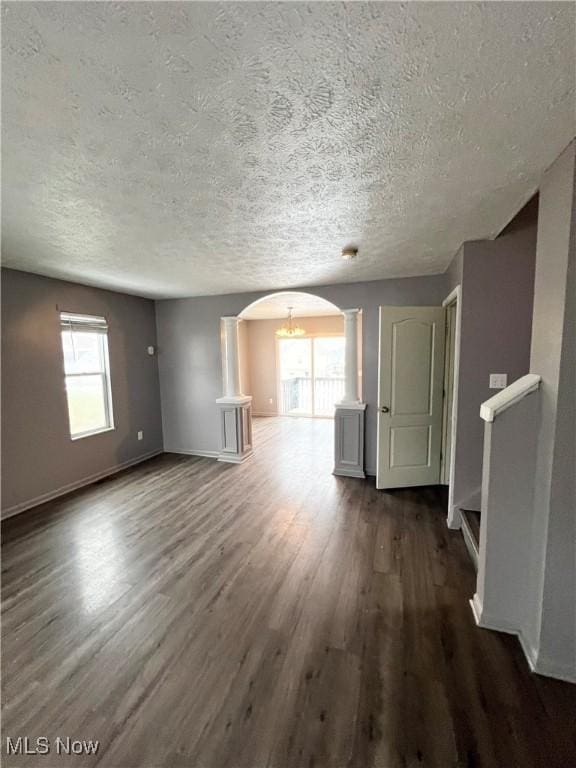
[216,316,253,463]
[334,309,366,478]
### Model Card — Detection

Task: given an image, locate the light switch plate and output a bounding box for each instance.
[137,430,144,441]
[489,373,508,389]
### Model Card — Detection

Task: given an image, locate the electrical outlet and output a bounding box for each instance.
[137,430,144,441]
[489,373,508,389]
[268,397,273,405]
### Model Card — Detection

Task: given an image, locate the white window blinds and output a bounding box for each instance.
[60,312,108,333]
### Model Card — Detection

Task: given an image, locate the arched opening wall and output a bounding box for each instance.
[154,274,448,477]
[217,290,365,475]
[238,291,345,419]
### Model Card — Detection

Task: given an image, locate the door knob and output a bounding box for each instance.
[379,406,390,413]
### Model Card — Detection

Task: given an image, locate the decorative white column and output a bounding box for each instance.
[216,316,253,464]
[221,316,242,398]
[334,308,366,478]
[342,309,360,404]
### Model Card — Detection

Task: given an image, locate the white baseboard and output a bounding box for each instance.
[470,595,519,635]
[1,449,163,520]
[460,512,479,570]
[252,411,279,417]
[333,468,366,479]
[165,448,219,459]
[218,450,253,464]
[447,503,462,529]
[470,594,484,626]
[470,594,576,684]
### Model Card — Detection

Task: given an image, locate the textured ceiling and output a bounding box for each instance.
[2,2,575,299]
[240,291,340,320]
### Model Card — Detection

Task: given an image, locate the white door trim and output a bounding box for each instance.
[442,285,462,529]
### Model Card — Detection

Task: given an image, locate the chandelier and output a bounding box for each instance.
[275,307,306,338]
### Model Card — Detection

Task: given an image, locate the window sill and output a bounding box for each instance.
[71,426,115,441]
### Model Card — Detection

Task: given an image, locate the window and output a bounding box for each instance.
[60,313,114,439]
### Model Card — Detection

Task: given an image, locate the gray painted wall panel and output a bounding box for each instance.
[527,141,576,676]
[477,393,539,628]
[155,275,448,474]
[446,220,537,512]
[1,268,163,514]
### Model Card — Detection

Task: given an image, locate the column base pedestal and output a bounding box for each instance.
[334,402,366,478]
[216,396,253,464]
[218,451,253,464]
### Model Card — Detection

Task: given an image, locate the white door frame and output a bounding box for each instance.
[440,301,456,484]
[442,285,462,529]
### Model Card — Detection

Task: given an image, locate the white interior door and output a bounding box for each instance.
[377,306,446,489]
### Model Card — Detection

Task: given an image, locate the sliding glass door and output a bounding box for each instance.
[313,337,346,416]
[278,337,345,417]
[278,338,313,416]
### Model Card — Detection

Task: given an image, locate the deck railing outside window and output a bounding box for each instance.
[281,376,345,417]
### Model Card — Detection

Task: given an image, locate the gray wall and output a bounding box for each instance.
[526,141,575,679]
[446,213,537,516]
[1,268,163,515]
[155,275,448,473]
[445,245,463,290]
[476,392,540,631]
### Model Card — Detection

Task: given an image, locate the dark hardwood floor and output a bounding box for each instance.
[2,417,575,767]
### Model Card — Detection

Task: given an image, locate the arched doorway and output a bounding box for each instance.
[241,292,343,418]
[239,290,341,318]
[216,292,366,477]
